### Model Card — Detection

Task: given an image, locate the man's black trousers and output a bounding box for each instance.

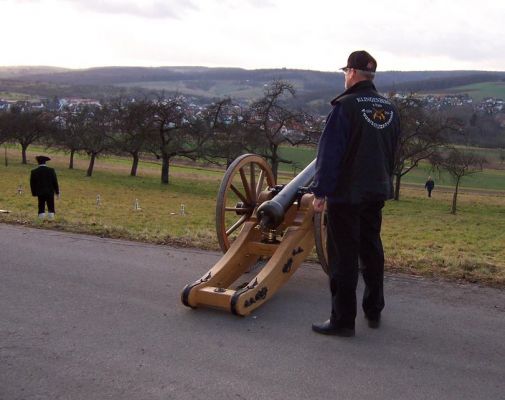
[326,201,385,329]
[37,195,55,214]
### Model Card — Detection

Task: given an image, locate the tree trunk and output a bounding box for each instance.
[451,179,460,214]
[86,153,96,177]
[130,152,139,177]
[21,143,28,164]
[271,145,279,182]
[226,158,233,169]
[161,153,170,184]
[394,173,402,201]
[69,149,75,169]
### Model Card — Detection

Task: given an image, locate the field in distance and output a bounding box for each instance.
[431,81,505,102]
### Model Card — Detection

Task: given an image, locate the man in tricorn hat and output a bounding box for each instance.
[30,155,60,219]
[311,51,401,337]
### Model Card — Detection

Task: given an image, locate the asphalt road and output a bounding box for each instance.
[1,223,504,400]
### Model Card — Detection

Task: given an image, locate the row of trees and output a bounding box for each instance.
[0,81,317,184]
[393,95,487,212]
[0,81,489,211]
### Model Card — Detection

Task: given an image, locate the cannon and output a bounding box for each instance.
[181,154,329,316]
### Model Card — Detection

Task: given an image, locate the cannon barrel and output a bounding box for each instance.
[257,159,316,230]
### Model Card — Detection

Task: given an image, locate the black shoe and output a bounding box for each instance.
[312,320,355,337]
[365,314,381,329]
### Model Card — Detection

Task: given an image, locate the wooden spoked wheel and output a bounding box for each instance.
[314,204,329,274]
[216,154,276,253]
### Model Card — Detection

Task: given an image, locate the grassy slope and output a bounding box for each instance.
[0,156,220,246]
[383,188,505,286]
[439,81,505,101]
[279,146,505,191]
[1,147,504,287]
[0,91,40,101]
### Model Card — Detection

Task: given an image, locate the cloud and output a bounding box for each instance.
[244,0,275,7]
[208,0,275,11]
[1,0,40,2]
[1,0,504,70]
[318,0,505,70]
[61,0,198,19]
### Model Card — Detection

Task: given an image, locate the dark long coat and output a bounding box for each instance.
[30,166,59,197]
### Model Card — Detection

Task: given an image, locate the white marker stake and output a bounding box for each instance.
[134,199,141,211]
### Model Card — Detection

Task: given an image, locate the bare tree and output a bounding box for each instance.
[297,112,325,146]
[453,108,505,148]
[199,99,253,167]
[430,149,486,214]
[2,107,54,164]
[149,96,200,185]
[0,113,9,166]
[0,113,7,145]
[79,106,113,177]
[247,80,305,180]
[392,95,462,200]
[52,107,89,169]
[108,97,155,176]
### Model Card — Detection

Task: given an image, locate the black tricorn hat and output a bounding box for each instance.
[36,155,51,164]
[341,50,377,72]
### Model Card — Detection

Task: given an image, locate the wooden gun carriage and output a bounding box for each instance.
[181,154,328,316]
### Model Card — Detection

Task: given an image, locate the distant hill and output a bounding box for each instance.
[0,66,70,79]
[1,66,505,113]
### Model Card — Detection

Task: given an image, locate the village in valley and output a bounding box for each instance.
[2,91,505,136]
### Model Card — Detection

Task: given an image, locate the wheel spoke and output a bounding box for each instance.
[216,154,275,253]
[226,214,248,235]
[230,184,248,204]
[239,167,253,202]
[256,170,265,198]
[225,206,252,212]
[249,163,256,201]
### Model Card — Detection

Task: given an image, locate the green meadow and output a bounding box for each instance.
[279,145,505,191]
[1,146,504,287]
[444,81,505,102]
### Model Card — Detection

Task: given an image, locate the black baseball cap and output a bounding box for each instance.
[341,50,377,72]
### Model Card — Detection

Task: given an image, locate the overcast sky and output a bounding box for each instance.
[1,0,504,71]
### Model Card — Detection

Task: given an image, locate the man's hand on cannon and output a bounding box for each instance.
[313,197,325,213]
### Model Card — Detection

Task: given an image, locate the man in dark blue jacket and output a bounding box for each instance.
[311,51,401,337]
[425,176,435,197]
[30,155,60,219]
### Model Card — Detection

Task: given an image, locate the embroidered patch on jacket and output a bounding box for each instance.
[360,102,394,129]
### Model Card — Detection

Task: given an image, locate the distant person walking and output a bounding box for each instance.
[425,176,435,197]
[30,155,60,219]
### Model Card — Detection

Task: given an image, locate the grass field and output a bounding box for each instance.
[1,147,504,287]
[0,91,39,101]
[278,145,505,191]
[441,81,505,102]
